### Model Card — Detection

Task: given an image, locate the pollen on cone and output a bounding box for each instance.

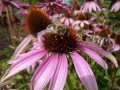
[25,6,52,36]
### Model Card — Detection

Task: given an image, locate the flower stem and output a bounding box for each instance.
[66,72,74,90]
[110,66,118,90]
[6,6,15,46]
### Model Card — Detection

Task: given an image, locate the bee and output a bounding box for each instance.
[37,17,70,36]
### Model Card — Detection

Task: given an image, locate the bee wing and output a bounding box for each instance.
[37,29,46,36]
[51,16,62,25]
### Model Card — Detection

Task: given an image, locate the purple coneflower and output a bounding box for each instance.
[36,0,69,16]
[10,6,52,61]
[93,28,111,46]
[108,33,120,52]
[80,0,101,13]
[1,25,118,90]
[60,11,74,26]
[0,0,29,15]
[111,0,120,12]
[72,12,89,30]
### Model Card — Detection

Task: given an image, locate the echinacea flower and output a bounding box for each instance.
[80,0,101,13]
[16,2,30,16]
[93,28,111,46]
[1,25,118,90]
[108,33,120,52]
[72,12,89,30]
[110,0,120,12]
[36,0,69,16]
[10,6,52,61]
[0,0,29,15]
[60,11,74,26]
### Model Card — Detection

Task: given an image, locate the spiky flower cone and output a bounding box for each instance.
[98,28,110,37]
[25,5,52,36]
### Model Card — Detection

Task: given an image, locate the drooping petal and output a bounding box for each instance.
[31,54,58,90]
[112,44,120,51]
[80,42,118,67]
[49,54,68,90]
[64,18,69,26]
[10,1,20,8]
[78,47,108,70]
[11,35,33,60]
[0,79,14,88]
[83,20,89,25]
[1,49,47,82]
[71,51,98,90]
[72,20,80,27]
[80,21,84,28]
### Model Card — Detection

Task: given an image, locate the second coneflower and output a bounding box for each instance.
[93,28,111,46]
[10,6,52,64]
[72,12,89,30]
[109,33,120,52]
[80,0,101,13]
[110,0,120,12]
[1,25,118,90]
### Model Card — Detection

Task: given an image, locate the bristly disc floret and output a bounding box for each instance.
[42,27,77,54]
[76,13,87,20]
[25,5,52,36]
[98,28,110,37]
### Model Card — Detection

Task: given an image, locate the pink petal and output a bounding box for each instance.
[83,20,89,25]
[1,49,47,82]
[64,18,69,26]
[89,2,93,12]
[60,17,66,23]
[31,54,58,90]
[11,35,33,60]
[72,20,80,27]
[31,41,42,50]
[78,47,108,70]
[80,42,118,67]
[10,1,20,8]
[113,44,120,51]
[49,54,68,90]
[80,21,84,28]
[71,51,98,90]
[69,18,74,24]
[92,2,97,11]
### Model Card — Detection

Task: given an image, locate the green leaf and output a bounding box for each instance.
[116,68,120,77]
[16,74,23,79]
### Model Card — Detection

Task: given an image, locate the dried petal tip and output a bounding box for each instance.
[25,5,52,36]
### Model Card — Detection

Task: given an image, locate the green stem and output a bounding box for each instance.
[6,6,15,46]
[110,66,118,90]
[66,72,74,90]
